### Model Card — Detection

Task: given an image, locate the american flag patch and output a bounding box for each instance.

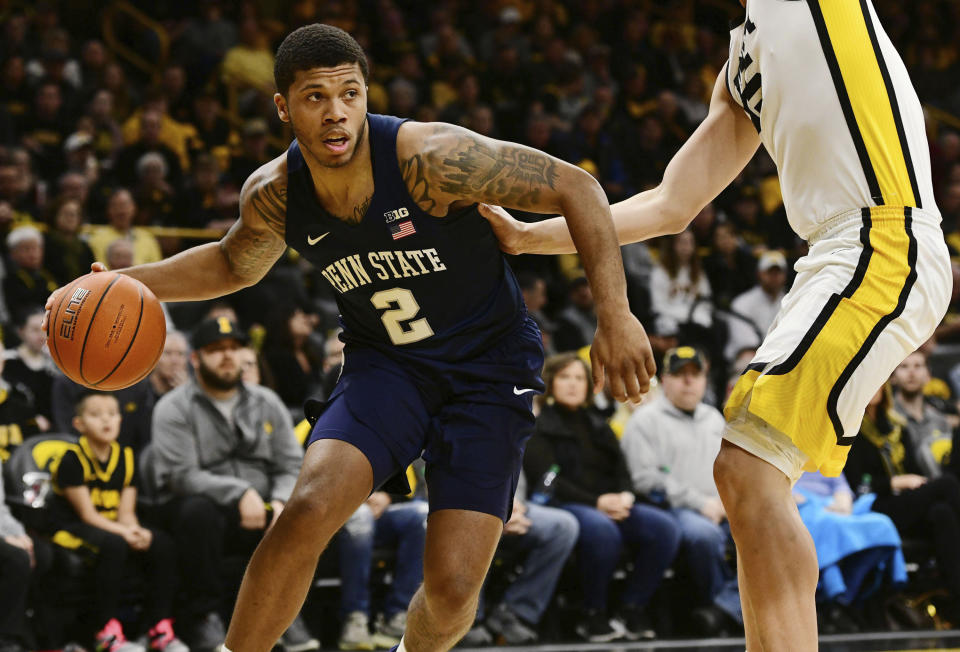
[390,220,416,240]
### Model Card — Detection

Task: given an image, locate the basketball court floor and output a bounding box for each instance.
[449,630,960,651]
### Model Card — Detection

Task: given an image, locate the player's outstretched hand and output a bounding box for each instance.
[478,204,529,255]
[590,313,656,403]
[42,262,108,332]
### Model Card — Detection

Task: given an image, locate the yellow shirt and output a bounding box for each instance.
[221,46,276,92]
[87,226,163,266]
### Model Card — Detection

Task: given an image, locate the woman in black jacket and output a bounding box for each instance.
[524,353,680,643]
[844,384,960,621]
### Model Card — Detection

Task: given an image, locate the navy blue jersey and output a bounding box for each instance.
[284,113,526,361]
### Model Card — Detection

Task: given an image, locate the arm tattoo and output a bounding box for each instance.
[399,154,438,214]
[222,172,288,282]
[404,129,560,211]
[246,175,287,237]
[220,221,287,283]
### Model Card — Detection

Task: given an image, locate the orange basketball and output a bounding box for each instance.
[46,271,166,390]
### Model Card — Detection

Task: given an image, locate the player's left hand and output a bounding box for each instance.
[590,313,656,403]
[41,262,109,332]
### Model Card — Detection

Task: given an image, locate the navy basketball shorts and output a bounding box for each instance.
[307,317,545,522]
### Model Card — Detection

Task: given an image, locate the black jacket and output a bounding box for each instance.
[844,417,923,497]
[524,403,633,506]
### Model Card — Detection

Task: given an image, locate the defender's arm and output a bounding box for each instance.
[398,122,655,400]
[483,69,762,254]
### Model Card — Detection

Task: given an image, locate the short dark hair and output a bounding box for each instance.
[75,391,119,417]
[274,23,368,95]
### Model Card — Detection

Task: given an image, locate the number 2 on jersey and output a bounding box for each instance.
[370,288,434,345]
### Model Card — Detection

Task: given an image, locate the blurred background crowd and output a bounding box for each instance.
[3,0,960,650]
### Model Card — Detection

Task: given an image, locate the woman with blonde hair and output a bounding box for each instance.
[524,352,680,642]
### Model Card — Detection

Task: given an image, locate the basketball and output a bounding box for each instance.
[46,271,166,390]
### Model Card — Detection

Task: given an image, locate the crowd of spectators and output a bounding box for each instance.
[3,0,960,650]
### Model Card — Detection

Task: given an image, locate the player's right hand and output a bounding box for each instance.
[42,262,109,332]
[590,313,657,403]
[478,204,529,255]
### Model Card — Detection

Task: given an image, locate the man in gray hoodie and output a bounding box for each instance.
[150,318,313,652]
[620,347,740,633]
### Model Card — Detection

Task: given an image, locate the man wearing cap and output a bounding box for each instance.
[149,318,316,652]
[724,250,787,362]
[621,347,741,634]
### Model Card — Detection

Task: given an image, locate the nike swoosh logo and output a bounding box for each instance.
[307,232,330,245]
[513,386,536,395]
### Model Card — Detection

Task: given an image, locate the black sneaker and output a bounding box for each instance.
[690,605,739,637]
[575,610,625,643]
[617,605,656,641]
[188,612,226,652]
[484,604,537,645]
[457,625,493,647]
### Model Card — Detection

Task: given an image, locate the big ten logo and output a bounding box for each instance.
[384,207,410,223]
[59,287,91,340]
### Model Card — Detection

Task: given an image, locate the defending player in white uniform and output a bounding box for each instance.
[481,0,951,648]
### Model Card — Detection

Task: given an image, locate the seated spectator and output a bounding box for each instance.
[650,229,713,346]
[464,488,580,646]
[133,152,176,227]
[114,109,183,192]
[892,351,952,477]
[174,153,235,230]
[336,491,428,650]
[220,17,276,98]
[524,353,680,642]
[620,346,741,634]
[149,319,316,651]
[724,251,787,362]
[106,238,135,271]
[263,304,325,411]
[147,331,190,402]
[237,346,274,390]
[844,385,960,623]
[3,307,54,423]
[48,392,186,652]
[51,371,155,455]
[226,119,273,189]
[793,471,906,633]
[554,277,597,353]
[0,456,33,652]
[3,226,57,313]
[703,222,758,311]
[42,196,94,285]
[0,333,43,462]
[87,189,163,266]
[20,81,66,184]
[87,89,123,167]
[188,92,232,162]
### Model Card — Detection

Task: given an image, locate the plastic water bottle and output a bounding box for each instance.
[529,464,561,505]
[856,473,872,496]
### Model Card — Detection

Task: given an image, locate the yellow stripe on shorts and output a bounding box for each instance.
[725,206,917,476]
[806,0,921,208]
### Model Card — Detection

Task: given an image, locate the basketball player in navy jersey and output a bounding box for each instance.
[45,24,654,652]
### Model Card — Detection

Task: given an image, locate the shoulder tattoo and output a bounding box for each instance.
[402,128,560,211]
